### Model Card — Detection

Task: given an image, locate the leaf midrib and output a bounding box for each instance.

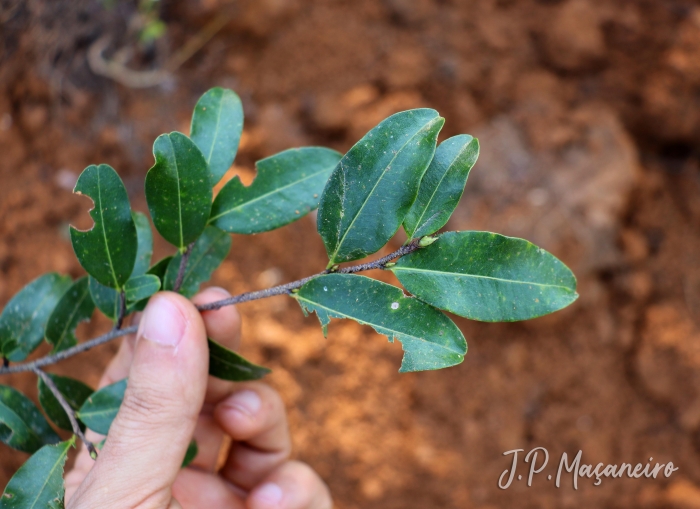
[408,139,472,238]
[294,295,462,353]
[392,266,575,291]
[209,166,330,222]
[178,231,226,289]
[51,286,90,349]
[96,169,120,289]
[205,92,224,165]
[166,135,185,249]
[330,117,440,262]
[28,444,68,509]
[78,406,118,419]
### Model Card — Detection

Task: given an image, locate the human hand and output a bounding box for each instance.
[65,288,332,509]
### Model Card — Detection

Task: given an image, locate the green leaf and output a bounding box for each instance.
[209,148,342,234]
[45,277,95,353]
[0,437,74,509]
[208,339,271,381]
[190,87,244,185]
[37,375,93,432]
[145,132,213,250]
[0,274,72,362]
[77,378,126,436]
[70,164,138,289]
[181,439,198,468]
[391,231,579,322]
[0,385,60,453]
[124,275,160,305]
[127,256,173,313]
[132,211,154,276]
[292,274,466,372]
[403,135,480,239]
[147,256,173,283]
[88,214,153,321]
[88,277,120,322]
[317,109,444,266]
[164,226,231,298]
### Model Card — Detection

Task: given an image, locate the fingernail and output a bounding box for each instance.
[252,482,284,507]
[137,295,186,347]
[226,389,261,417]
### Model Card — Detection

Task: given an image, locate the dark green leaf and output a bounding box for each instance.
[37,375,93,432]
[403,135,480,239]
[129,256,173,313]
[45,277,95,353]
[88,215,153,321]
[210,148,342,234]
[77,378,126,436]
[391,231,578,322]
[181,439,198,468]
[0,274,71,362]
[164,226,231,298]
[147,256,173,283]
[208,339,271,381]
[132,211,154,276]
[190,87,244,185]
[124,275,160,305]
[292,274,466,372]
[0,385,60,453]
[88,277,120,322]
[145,132,212,250]
[317,109,444,266]
[0,437,74,509]
[70,164,137,289]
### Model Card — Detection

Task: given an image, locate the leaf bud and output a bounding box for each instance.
[418,235,438,247]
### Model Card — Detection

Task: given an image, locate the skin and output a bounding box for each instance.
[65,288,332,509]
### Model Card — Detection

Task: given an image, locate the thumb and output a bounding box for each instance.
[69,292,209,509]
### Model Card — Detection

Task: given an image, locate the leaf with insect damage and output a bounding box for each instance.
[70,164,138,289]
[0,437,74,509]
[292,274,466,372]
[210,147,342,234]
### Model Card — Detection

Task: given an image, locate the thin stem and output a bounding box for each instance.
[196,240,421,312]
[114,290,126,330]
[0,325,138,375]
[0,242,421,375]
[2,357,8,368]
[173,242,194,293]
[34,368,98,460]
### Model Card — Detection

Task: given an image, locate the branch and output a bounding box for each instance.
[173,242,194,293]
[0,325,138,375]
[196,240,421,312]
[34,368,98,460]
[0,242,421,374]
[114,290,126,330]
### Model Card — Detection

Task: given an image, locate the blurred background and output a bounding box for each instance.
[1,0,700,507]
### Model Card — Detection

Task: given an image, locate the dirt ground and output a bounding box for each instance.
[1,0,700,507]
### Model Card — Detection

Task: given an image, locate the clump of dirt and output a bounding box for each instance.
[1,1,700,507]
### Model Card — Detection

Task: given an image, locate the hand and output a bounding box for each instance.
[65,288,332,509]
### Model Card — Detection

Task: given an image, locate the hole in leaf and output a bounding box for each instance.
[70,190,96,232]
